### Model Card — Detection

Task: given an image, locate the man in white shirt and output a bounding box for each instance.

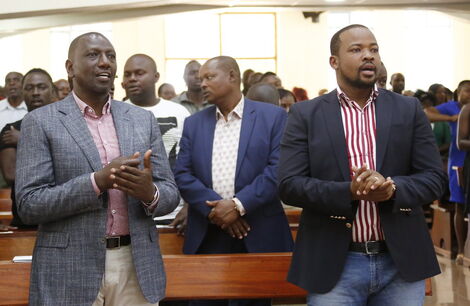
[122,54,190,226]
[0,72,27,132]
[122,54,190,168]
[0,71,27,187]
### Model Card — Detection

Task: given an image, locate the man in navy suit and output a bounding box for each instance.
[174,56,293,306]
[279,25,446,305]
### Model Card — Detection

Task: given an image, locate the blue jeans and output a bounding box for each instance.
[307,252,425,306]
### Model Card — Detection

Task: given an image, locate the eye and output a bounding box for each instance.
[351,48,361,53]
[87,52,98,58]
[371,47,379,53]
[107,53,116,60]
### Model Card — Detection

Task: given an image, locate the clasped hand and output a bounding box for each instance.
[350,165,395,202]
[206,199,250,239]
[94,150,155,203]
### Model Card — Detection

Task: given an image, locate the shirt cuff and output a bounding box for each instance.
[91,173,102,195]
[233,197,246,216]
[142,184,159,213]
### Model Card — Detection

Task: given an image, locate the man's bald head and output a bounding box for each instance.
[68,32,112,60]
[125,54,157,73]
[246,83,279,106]
[204,56,241,85]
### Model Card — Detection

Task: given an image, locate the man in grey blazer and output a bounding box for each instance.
[15,32,179,305]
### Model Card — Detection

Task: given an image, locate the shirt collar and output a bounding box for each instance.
[175,91,208,105]
[73,91,111,117]
[336,84,379,109]
[215,96,244,121]
[0,99,27,111]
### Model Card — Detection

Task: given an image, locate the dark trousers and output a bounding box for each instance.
[188,225,271,306]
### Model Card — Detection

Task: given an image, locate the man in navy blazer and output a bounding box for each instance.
[279,25,446,305]
[174,56,293,305]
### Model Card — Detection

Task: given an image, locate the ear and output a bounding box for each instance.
[228,69,236,83]
[65,59,74,79]
[329,56,339,70]
[155,72,160,84]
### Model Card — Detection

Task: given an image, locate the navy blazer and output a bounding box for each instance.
[279,89,447,294]
[175,98,293,254]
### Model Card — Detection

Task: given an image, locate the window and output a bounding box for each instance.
[164,12,277,92]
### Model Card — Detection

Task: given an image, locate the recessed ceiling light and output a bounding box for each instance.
[324,0,346,3]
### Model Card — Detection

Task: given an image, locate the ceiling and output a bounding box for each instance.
[1,0,469,37]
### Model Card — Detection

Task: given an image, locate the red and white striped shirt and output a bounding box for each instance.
[337,86,384,242]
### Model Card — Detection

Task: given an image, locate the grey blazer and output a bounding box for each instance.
[15,95,180,305]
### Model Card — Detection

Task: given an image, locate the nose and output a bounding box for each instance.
[363,49,375,61]
[129,73,137,82]
[32,86,40,96]
[98,53,110,67]
[200,79,207,89]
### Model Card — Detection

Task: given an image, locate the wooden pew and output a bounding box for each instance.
[0,228,184,261]
[430,200,456,258]
[0,214,431,304]
[0,252,307,306]
[0,198,12,222]
[0,188,11,199]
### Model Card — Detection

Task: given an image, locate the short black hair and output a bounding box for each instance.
[68,32,110,59]
[22,68,53,86]
[330,24,369,56]
[278,88,297,102]
[456,80,470,99]
[260,71,277,82]
[158,83,172,96]
[428,83,444,95]
[206,56,241,84]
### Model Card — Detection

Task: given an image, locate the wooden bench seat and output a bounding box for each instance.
[0,252,307,306]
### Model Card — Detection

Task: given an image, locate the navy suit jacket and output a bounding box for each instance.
[279,89,447,294]
[175,98,293,254]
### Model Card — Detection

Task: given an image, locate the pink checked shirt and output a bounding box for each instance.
[337,86,385,243]
[73,92,129,236]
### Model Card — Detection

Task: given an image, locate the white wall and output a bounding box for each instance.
[1,8,469,100]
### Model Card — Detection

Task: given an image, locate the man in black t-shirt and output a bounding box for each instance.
[0,68,56,228]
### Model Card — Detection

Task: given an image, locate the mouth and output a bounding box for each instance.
[359,63,376,78]
[126,85,141,94]
[96,72,111,82]
[30,100,44,107]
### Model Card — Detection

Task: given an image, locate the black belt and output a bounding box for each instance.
[106,235,131,249]
[349,241,387,255]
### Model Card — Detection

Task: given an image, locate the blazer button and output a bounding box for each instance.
[346,223,352,228]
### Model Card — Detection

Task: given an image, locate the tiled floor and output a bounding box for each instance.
[425,256,470,305]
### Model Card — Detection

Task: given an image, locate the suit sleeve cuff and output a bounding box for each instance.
[233,197,246,216]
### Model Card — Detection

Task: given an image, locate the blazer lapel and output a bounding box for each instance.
[202,107,217,187]
[321,91,350,181]
[58,96,102,172]
[235,99,256,180]
[375,91,393,172]
[111,101,133,158]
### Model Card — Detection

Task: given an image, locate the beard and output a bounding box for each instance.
[342,71,377,89]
